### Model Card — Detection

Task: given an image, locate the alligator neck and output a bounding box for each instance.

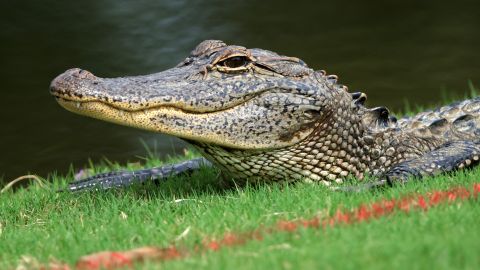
[192,89,364,184]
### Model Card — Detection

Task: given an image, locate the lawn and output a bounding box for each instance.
[0,153,479,269]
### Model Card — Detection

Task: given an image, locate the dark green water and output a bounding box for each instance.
[1,0,479,183]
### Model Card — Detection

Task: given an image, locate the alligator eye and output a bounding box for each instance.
[219,56,249,68]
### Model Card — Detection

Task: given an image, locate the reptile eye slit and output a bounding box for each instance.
[218,56,250,68]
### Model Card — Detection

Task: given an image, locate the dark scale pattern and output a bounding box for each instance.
[50,40,480,190]
[193,87,461,185]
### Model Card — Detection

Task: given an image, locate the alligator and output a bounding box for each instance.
[50,40,480,192]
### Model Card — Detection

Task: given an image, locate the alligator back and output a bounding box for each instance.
[396,97,480,141]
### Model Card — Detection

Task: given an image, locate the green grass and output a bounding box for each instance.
[0,156,479,269]
[1,85,479,269]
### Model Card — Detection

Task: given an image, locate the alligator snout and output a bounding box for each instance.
[50,68,98,97]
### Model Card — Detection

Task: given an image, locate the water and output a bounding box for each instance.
[1,0,479,183]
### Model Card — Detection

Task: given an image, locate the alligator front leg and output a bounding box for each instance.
[338,140,480,192]
[385,140,480,184]
[64,158,212,192]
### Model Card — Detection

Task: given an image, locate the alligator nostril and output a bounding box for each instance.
[69,68,96,80]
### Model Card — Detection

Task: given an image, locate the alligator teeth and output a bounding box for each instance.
[76,102,81,108]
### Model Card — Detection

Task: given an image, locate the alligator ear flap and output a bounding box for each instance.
[255,57,312,77]
[351,92,367,106]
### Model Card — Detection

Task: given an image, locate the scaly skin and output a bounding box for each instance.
[50,40,480,191]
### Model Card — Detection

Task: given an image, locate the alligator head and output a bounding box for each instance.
[51,40,380,183]
[50,40,342,150]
